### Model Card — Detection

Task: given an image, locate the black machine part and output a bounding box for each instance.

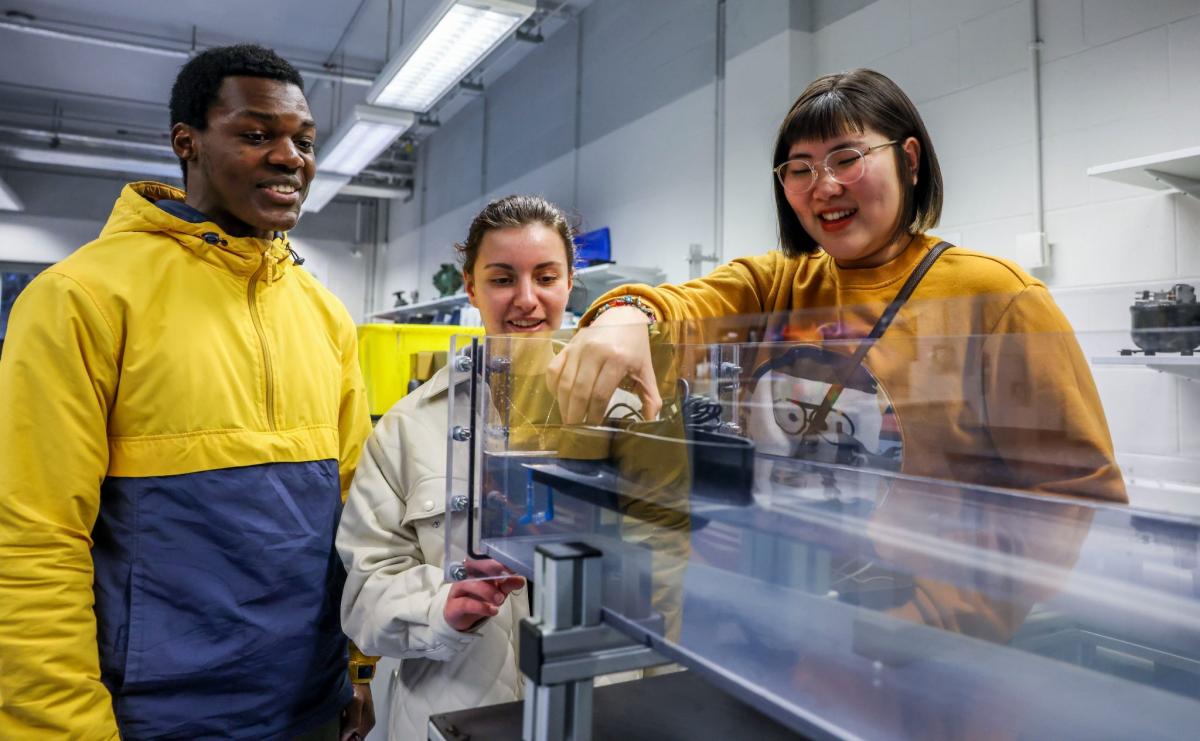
[1130,283,1200,353]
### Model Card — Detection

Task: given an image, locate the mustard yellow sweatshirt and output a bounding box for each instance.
[584,233,1125,504]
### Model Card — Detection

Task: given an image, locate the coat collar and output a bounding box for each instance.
[101,181,296,281]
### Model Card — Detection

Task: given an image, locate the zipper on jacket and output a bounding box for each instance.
[247,257,277,431]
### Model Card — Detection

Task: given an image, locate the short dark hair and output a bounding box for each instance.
[169,44,305,183]
[456,195,577,275]
[772,68,943,257]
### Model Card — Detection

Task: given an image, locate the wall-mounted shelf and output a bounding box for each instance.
[1086,145,1200,199]
[370,262,668,323]
[370,292,470,323]
[1092,354,1200,380]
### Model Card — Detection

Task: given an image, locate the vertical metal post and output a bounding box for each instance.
[522,543,602,741]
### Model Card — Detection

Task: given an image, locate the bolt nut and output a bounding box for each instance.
[451,425,472,442]
[487,356,512,373]
[453,354,474,372]
[449,563,468,581]
[719,362,742,377]
[450,494,469,512]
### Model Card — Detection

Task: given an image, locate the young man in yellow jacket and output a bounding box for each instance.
[0,45,375,740]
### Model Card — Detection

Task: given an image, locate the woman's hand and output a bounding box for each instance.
[546,305,661,425]
[443,558,526,632]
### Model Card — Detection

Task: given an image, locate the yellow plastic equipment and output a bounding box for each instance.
[357,323,484,417]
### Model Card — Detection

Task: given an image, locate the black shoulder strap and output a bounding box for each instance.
[801,240,952,437]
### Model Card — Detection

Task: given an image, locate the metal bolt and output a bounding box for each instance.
[453,354,473,372]
[451,425,471,442]
[450,494,468,512]
[717,362,742,393]
[487,356,511,373]
[449,563,468,581]
[484,490,506,509]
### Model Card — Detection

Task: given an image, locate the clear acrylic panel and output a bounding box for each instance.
[443,299,1200,737]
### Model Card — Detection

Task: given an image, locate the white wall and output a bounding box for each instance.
[0,212,103,264]
[381,0,1200,476]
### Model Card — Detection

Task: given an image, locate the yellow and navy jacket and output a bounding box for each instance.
[0,182,371,739]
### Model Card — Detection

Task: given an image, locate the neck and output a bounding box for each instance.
[835,232,915,269]
[183,189,268,240]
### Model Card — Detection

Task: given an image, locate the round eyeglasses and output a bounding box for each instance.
[773,140,899,195]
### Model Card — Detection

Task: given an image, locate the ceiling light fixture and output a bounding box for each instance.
[301,173,352,214]
[303,105,416,212]
[367,0,535,113]
[0,173,23,211]
[0,145,179,180]
[318,105,416,177]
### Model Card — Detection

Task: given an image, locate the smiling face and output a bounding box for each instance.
[465,223,573,335]
[171,76,316,239]
[784,126,920,269]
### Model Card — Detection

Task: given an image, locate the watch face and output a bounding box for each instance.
[354,665,375,680]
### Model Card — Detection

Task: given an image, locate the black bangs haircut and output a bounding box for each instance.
[169,44,305,183]
[772,68,943,257]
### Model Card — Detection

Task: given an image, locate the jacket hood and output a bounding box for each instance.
[100,181,296,282]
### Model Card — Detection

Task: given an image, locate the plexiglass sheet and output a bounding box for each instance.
[444,302,1200,738]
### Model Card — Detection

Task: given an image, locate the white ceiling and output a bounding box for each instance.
[0,0,583,189]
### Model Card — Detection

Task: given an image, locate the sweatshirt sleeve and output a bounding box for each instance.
[580,251,786,325]
[336,411,480,661]
[982,285,1126,503]
[0,272,121,740]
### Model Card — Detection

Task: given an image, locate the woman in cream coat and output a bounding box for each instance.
[337,195,577,740]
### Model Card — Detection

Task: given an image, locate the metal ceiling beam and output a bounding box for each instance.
[0,17,375,87]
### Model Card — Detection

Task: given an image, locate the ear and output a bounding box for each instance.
[171,122,199,167]
[464,270,478,307]
[902,136,920,185]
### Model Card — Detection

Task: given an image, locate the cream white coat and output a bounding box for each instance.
[337,366,528,741]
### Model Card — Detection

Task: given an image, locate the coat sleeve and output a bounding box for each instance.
[336,410,481,661]
[337,316,371,502]
[0,272,121,740]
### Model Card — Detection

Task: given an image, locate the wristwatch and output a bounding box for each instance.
[348,661,376,684]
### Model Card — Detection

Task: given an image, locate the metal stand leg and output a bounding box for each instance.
[520,542,664,741]
[522,542,601,741]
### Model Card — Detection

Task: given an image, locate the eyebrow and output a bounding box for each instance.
[482,261,564,270]
[237,109,318,129]
[788,138,865,158]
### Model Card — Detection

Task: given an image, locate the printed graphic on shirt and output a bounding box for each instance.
[746,344,901,501]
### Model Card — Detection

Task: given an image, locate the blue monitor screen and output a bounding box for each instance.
[574,227,611,267]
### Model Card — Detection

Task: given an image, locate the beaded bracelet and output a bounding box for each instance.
[592,295,658,323]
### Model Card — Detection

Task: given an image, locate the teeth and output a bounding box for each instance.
[266,184,297,194]
[509,319,542,328]
[821,209,855,221]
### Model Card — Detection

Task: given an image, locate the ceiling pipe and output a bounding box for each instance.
[0,124,173,157]
[0,17,375,87]
[0,125,409,201]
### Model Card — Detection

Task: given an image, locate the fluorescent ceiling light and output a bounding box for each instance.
[318,105,415,177]
[0,173,22,211]
[367,0,535,112]
[0,146,179,180]
[302,173,352,214]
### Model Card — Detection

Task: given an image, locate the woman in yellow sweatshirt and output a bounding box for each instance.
[547,68,1124,505]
